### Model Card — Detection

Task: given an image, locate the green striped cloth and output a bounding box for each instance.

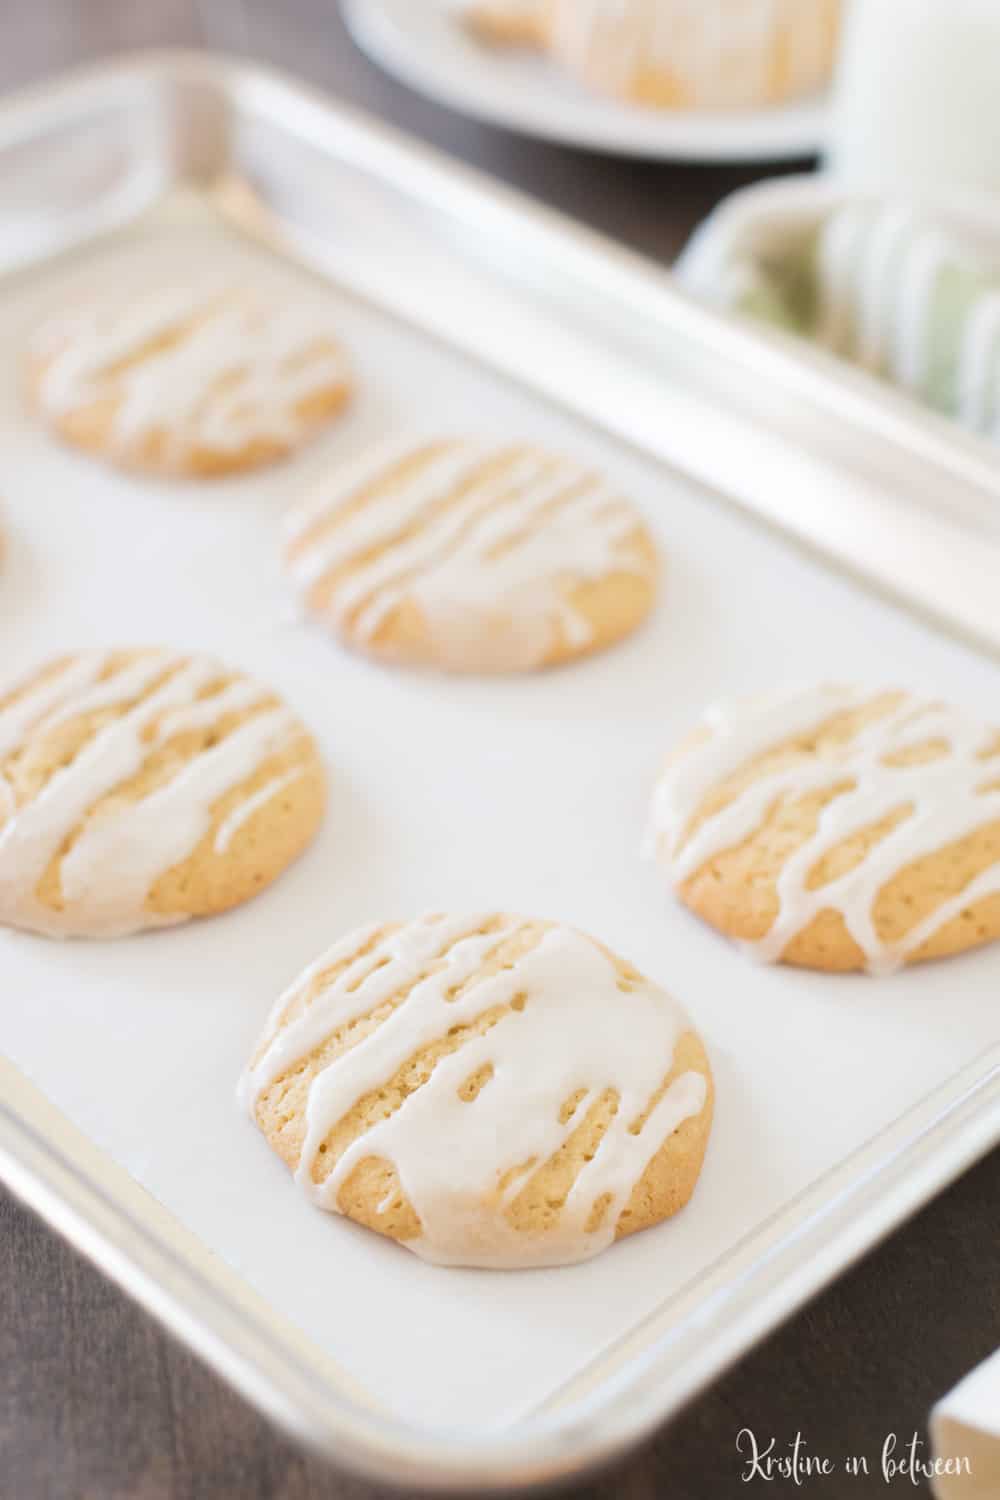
[725,203,1000,439]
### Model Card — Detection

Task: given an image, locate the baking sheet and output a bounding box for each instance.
[2,199,998,1434]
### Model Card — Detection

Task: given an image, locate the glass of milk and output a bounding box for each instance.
[827,0,1000,195]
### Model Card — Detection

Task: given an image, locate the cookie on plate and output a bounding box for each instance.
[26,284,351,477]
[647,686,1000,974]
[464,0,547,45]
[547,0,841,110]
[465,0,840,110]
[284,437,659,672]
[240,913,713,1268]
[0,649,325,938]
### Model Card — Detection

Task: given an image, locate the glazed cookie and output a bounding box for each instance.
[466,0,840,110]
[0,649,325,938]
[464,0,546,45]
[27,284,351,477]
[240,913,713,1268]
[547,0,840,109]
[647,686,1000,975]
[284,437,658,672]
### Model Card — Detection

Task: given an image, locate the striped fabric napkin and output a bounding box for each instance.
[679,179,1000,443]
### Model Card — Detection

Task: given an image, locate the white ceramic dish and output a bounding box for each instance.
[342,0,831,162]
[680,176,1000,295]
[678,175,1000,444]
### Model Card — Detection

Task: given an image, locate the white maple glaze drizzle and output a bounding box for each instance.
[0,651,302,938]
[285,439,649,670]
[214,769,306,855]
[239,915,708,1269]
[647,686,1000,975]
[814,204,1000,425]
[31,284,348,466]
[548,0,822,103]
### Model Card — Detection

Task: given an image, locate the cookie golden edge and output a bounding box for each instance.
[26,379,352,479]
[148,730,327,927]
[650,690,1000,974]
[242,915,713,1268]
[0,649,326,939]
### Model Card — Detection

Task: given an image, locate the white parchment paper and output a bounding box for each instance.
[2,213,998,1432]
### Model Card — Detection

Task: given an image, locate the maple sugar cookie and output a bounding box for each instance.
[545,0,841,110]
[465,1,840,110]
[240,913,713,1268]
[27,284,351,477]
[284,437,659,673]
[0,649,325,938]
[647,686,1000,974]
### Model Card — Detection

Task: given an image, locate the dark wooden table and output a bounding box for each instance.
[2,6,998,1498]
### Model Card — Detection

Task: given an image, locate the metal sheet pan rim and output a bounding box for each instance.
[4,1048,998,1490]
[0,50,998,1491]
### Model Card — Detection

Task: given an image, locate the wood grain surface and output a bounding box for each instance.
[1,4,998,1498]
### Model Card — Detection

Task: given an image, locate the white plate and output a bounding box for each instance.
[679,175,1000,294]
[342,0,832,163]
